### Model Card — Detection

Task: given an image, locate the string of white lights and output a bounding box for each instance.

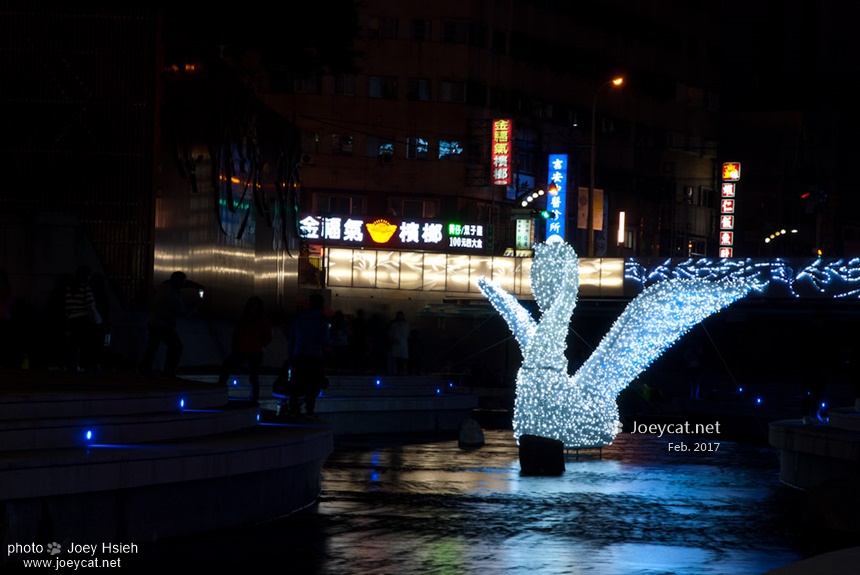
[481,241,758,449]
[626,256,860,298]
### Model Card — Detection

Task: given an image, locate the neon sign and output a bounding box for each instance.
[299,215,485,252]
[720,161,741,257]
[546,154,568,242]
[492,119,513,186]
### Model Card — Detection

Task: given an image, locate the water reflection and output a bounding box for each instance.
[316,430,805,574]
[129,430,821,574]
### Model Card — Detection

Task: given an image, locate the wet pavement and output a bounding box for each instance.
[115,428,858,574]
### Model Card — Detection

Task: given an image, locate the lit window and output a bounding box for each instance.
[407,137,429,160]
[439,140,463,160]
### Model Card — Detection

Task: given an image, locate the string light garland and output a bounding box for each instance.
[625,256,860,298]
[479,241,758,449]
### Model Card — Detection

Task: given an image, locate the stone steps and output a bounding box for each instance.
[0,369,334,553]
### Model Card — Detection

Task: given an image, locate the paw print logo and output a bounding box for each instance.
[47,542,62,555]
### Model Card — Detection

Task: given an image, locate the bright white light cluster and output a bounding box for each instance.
[480,241,756,449]
[625,256,860,299]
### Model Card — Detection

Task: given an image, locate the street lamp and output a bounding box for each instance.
[587,76,623,257]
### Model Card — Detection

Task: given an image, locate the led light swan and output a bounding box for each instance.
[478,240,758,448]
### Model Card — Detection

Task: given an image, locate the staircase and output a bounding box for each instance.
[0,369,332,557]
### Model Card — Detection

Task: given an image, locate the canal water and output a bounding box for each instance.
[122,428,848,574]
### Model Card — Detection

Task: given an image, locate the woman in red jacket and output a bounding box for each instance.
[218,296,273,403]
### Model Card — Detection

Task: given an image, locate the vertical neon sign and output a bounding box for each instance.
[492,119,512,186]
[546,154,568,242]
[720,162,740,257]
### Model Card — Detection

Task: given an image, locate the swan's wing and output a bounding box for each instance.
[574,278,756,396]
[477,277,536,349]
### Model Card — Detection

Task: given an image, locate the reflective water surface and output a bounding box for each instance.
[130,430,827,574]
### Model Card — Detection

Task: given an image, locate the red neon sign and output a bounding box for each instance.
[492,119,512,186]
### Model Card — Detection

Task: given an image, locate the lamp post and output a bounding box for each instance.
[587,77,623,257]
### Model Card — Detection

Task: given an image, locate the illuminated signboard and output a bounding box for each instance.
[722,162,741,181]
[720,161,741,257]
[299,215,485,252]
[492,119,513,186]
[546,153,568,242]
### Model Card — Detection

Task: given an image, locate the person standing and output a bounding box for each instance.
[328,310,350,372]
[64,265,102,373]
[387,311,410,375]
[218,296,273,403]
[141,271,201,379]
[287,292,329,417]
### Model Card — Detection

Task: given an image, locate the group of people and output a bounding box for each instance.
[48,266,419,417]
[137,272,332,417]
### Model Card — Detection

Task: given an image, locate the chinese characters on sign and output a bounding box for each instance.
[719,162,741,258]
[299,215,485,252]
[546,154,568,242]
[492,119,512,186]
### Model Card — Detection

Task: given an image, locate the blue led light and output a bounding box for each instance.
[738,387,743,393]
[179,398,185,409]
[756,398,763,404]
[375,379,382,387]
[436,388,441,394]
[85,430,93,441]
[232,379,238,386]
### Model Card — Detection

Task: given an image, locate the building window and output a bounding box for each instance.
[301,131,320,154]
[412,19,431,41]
[407,78,431,101]
[332,134,354,156]
[270,72,319,93]
[441,80,466,103]
[293,75,320,93]
[438,140,463,161]
[367,136,395,158]
[368,17,398,39]
[369,75,397,99]
[442,21,468,43]
[317,194,364,216]
[390,198,438,218]
[407,137,429,160]
[334,74,356,96]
